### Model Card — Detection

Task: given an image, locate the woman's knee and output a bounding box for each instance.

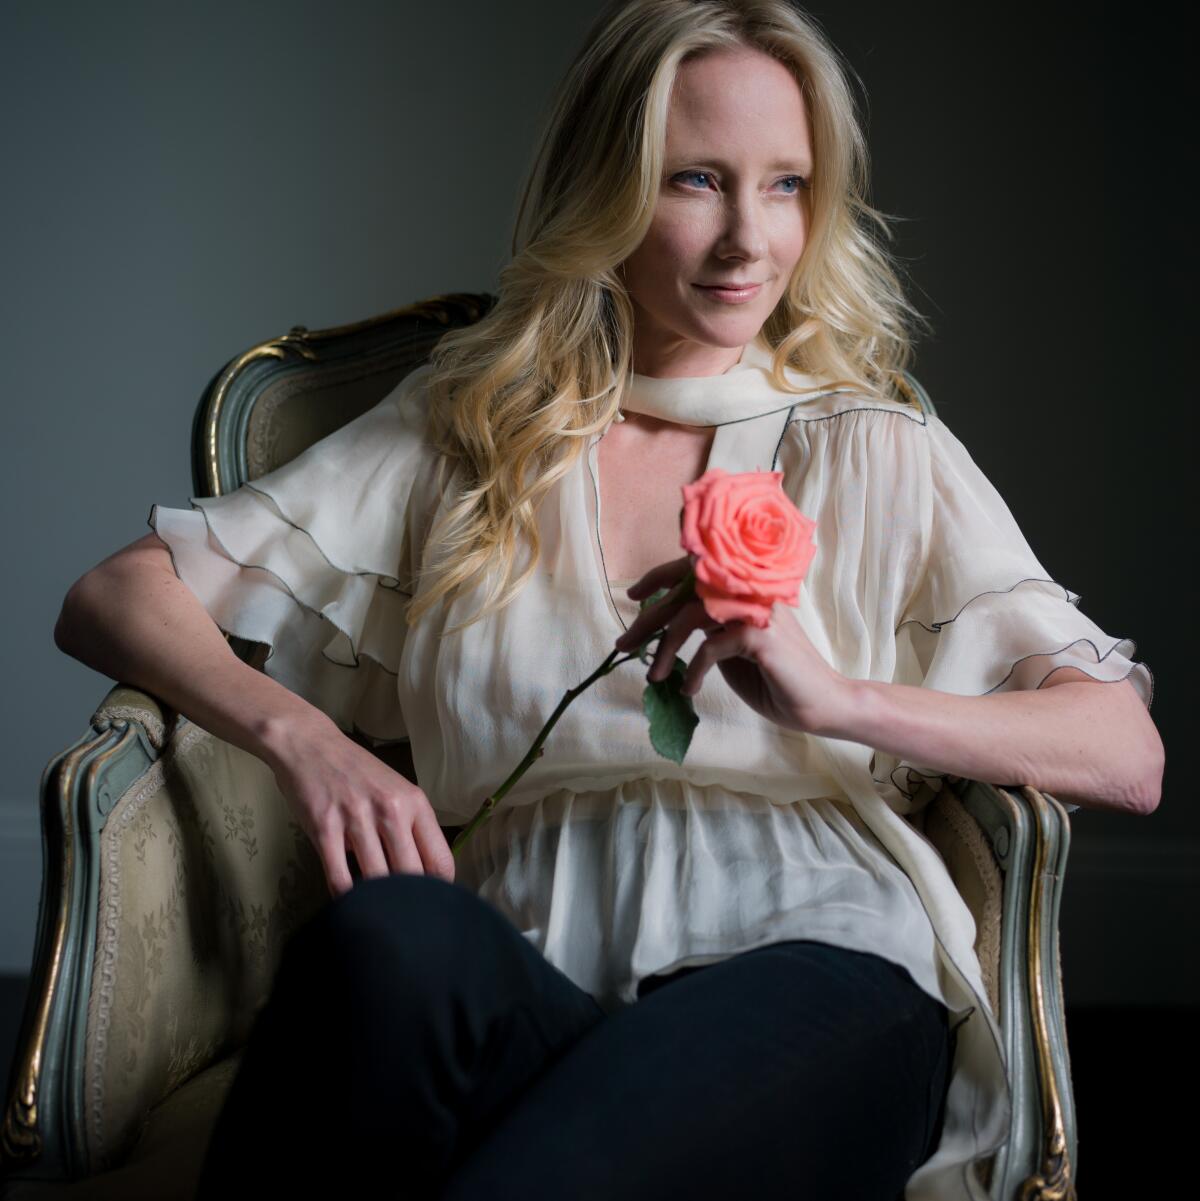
[282,873,492,978]
[324,871,465,934]
[285,873,567,1007]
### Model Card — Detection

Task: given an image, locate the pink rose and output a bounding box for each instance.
[680,467,817,629]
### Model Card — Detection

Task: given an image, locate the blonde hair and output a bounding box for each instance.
[410,0,931,638]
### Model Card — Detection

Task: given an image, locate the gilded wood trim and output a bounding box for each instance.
[0,739,82,1167]
[0,722,137,1172]
[1017,784,1076,1201]
[199,341,305,499]
[197,293,493,497]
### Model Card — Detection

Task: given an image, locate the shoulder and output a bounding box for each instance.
[380,361,438,434]
[780,387,930,432]
[775,388,930,470]
[251,361,445,519]
[772,387,935,494]
[327,361,446,486]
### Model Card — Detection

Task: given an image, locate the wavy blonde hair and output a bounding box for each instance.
[410,0,931,638]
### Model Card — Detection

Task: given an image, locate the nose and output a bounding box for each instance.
[713,187,770,263]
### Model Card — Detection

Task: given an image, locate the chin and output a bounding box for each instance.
[686,316,767,344]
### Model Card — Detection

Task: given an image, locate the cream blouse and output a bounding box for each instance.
[148,334,1153,1201]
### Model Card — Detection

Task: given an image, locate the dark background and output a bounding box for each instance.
[1,1,1189,1193]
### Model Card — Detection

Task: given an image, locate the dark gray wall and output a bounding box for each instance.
[0,0,612,971]
[2,2,1189,999]
[817,1,1191,1004]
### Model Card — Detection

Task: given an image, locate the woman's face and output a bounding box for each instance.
[621,45,814,377]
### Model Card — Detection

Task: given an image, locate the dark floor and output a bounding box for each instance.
[0,974,1190,1194]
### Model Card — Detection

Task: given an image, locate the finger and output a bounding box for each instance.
[647,600,709,682]
[615,607,664,652]
[412,804,456,883]
[378,808,425,878]
[617,564,694,651]
[345,817,391,881]
[679,625,740,694]
[314,821,354,899]
[626,553,692,598]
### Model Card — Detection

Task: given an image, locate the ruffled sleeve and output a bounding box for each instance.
[877,411,1155,813]
[147,363,442,747]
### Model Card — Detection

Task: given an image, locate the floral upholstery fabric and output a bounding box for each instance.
[82,717,327,1174]
[2,1053,243,1201]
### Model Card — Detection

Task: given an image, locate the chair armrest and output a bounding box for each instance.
[89,686,176,754]
[2,683,327,1186]
[924,777,1077,1201]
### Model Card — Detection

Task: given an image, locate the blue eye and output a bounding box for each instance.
[673,171,810,193]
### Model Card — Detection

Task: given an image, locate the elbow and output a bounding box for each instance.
[53,610,70,655]
[54,586,80,654]
[54,572,97,656]
[1130,730,1166,817]
[1132,780,1162,817]
[1136,764,1165,818]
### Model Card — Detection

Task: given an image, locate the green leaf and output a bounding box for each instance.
[641,656,699,764]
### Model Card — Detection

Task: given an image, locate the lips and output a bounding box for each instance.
[694,282,763,302]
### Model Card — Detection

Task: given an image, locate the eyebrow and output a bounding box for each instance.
[667,156,812,173]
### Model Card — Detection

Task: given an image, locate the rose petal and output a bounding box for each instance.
[681,469,817,618]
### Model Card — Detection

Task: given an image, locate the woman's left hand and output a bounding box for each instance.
[612,554,855,737]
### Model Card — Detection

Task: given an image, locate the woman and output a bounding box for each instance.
[58,1,1162,1198]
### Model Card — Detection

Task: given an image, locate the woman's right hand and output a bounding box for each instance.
[262,711,456,899]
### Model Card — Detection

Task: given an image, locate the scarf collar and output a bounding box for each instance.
[616,335,847,428]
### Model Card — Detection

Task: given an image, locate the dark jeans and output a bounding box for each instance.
[196,873,954,1200]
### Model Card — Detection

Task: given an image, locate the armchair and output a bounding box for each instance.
[0,294,1079,1200]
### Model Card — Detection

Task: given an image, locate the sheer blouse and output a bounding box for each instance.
[148,335,1153,1199]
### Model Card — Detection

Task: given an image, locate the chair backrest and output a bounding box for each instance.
[193,291,497,498]
[0,295,498,1185]
[194,291,495,667]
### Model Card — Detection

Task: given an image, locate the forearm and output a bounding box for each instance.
[816,676,1161,816]
[56,560,336,770]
